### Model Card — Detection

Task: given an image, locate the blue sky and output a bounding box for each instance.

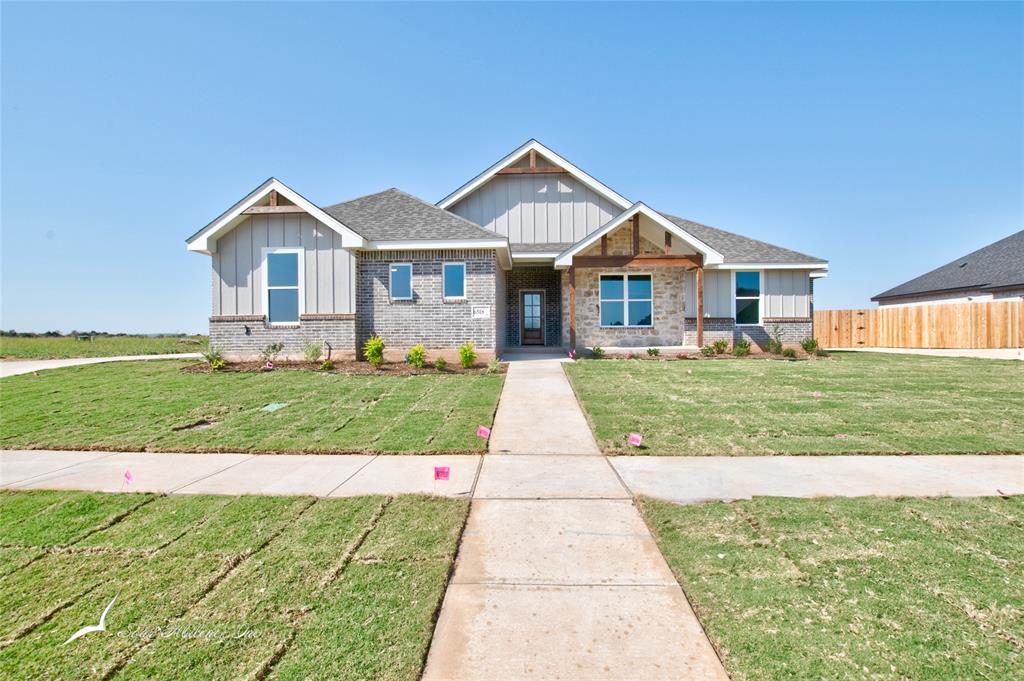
[2,1,1021,334]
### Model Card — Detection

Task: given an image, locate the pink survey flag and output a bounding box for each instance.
[627,433,643,447]
[434,466,450,481]
[123,469,134,485]
[476,425,491,439]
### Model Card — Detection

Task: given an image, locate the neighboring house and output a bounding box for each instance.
[187,140,828,359]
[873,230,1024,307]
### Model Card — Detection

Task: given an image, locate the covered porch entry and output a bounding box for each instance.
[501,264,564,350]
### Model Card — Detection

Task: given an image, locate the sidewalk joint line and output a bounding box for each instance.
[324,454,380,497]
[169,453,260,494]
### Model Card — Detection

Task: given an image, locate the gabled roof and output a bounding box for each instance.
[553,203,725,268]
[322,188,507,245]
[872,229,1024,301]
[437,139,632,211]
[660,214,827,266]
[186,177,364,255]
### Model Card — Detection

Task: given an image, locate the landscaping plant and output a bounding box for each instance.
[458,341,476,368]
[202,348,226,371]
[646,347,660,357]
[815,347,831,358]
[800,337,818,354]
[591,345,605,359]
[406,343,427,369]
[363,335,385,368]
[433,357,447,371]
[732,339,751,357]
[486,357,502,374]
[318,359,335,371]
[712,339,729,355]
[781,347,798,358]
[699,345,716,357]
[302,339,324,363]
[259,342,284,365]
[766,325,784,354]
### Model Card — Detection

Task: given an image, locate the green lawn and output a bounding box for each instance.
[640,495,1023,680]
[0,335,207,359]
[0,490,466,680]
[0,361,503,454]
[565,353,1024,455]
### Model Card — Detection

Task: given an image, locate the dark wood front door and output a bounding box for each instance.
[521,291,544,345]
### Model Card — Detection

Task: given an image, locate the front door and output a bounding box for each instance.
[521,291,544,345]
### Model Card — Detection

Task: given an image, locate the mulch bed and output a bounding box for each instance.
[182,359,507,376]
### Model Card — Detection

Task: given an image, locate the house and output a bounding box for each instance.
[872,230,1024,307]
[187,140,828,359]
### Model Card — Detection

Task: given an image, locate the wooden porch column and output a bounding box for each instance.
[632,215,640,255]
[695,265,704,347]
[568,266,577,348]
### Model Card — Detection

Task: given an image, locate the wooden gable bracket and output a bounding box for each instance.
[242,189,306,214]
[496,149,566,175]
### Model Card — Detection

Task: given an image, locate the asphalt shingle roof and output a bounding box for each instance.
[659,213,826,264]
[322,188,503,242]
[511,242,575,254]
[873,229,1024,301]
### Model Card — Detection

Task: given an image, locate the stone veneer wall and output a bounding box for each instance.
[682,318,813,348]
[356,249,497,350]
[505,267,562,347]
[209,315,356,361]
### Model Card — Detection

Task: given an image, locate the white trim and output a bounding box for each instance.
[187,178,364,255]
[442,262,467,300]
[364,239,508,250]
[262,247,305,325]
[598,272,654,328]
[388,262,413,302]
[732,269,764,326]
[437,139,632,211]
[554,203,725,268]
[510,252,561,262]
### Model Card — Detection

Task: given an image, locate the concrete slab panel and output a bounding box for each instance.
[0,353,202,378]
[422,583,728,681]
[174,454,374,496]
[0,450,116,487]
[454,499,676,586]
[474,455,629,499]
[12,452,253,493]
[329,455,480,497]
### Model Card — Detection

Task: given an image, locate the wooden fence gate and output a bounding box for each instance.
[814,300,1024,349]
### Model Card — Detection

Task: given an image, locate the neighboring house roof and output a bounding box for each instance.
[872,229,1024,302]
[186,177,364,255]
[437,139,632,211]
[660,214,826,265]
[322,188,506,245]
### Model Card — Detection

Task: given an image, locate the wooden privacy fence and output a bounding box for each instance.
[814,300,1024,349]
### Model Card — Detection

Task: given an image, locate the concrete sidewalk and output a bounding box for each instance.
[0,353,202,377]
[831,347,1023,360]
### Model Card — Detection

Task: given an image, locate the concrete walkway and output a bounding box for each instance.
[0,353,202,377]
[831,347,1023,360]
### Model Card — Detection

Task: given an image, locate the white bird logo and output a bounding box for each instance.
[62,590,120,645]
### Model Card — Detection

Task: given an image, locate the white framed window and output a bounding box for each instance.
[599,273,653,327]
[263,248,304,325]
[389,263,413,301]
[443,262,466,300]
[734,271,762,325]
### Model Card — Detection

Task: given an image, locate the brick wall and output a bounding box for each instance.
[210,315,356,361]
[682,318,813,348]
[356,249,497,351]
[505,267,562,347]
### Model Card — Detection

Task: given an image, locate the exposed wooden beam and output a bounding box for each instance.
[529,148,537,168]
[568,266,577,349]
[696,266,705,348]
[242,205,307,214]
[600,235,608,256]
[268,190,278,207]
[495,166,565,175]
[664,232,672,254]
[632,215,640,255]
[572,254,703,269]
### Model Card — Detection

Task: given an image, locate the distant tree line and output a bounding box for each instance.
[0,330,194,338]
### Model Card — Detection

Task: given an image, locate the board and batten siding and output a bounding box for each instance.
[212,215,356,316]
[448,174,620,244]
[682,270,811,318]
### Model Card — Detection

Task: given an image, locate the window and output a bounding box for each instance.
[264,249,302,324]
[389,263,412,301]
[735,271,761,325]
[599,274,652,327]
[443,263,466,299]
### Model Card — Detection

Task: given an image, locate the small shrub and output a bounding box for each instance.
[591,346,605,359]
[363,336,385,368]
[626,352,636,359]
[318,359,335,371]
[800,338,818,353]
[433,357,447,371]
[202,348,226,371]
[700,345,716,357]
[646,347,660,357]
[458,341,477,369]
[732,339,751,357]
[712,339,729,355]
[406,343,427,369]
[766,325,784,354]
[259,342,284,365]
[815,347,831,358]
[782,347,798,359]
[303,340,324,363]
[486,357,502,374]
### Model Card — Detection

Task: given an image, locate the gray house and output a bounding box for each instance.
[188,140,828,359]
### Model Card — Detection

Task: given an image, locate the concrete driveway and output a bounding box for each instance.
[0,353,202,377]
